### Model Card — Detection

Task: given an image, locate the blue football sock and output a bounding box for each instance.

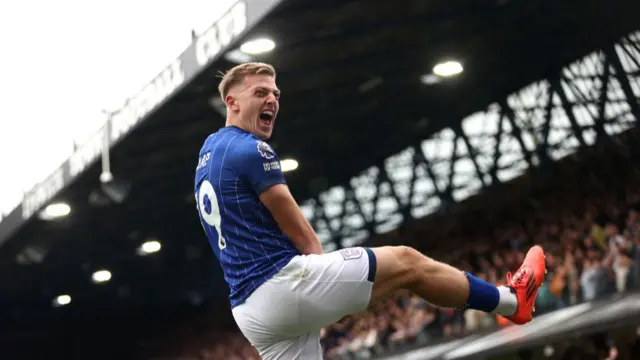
[463,272,500,313]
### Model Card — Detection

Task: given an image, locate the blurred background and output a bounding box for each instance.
[1,0,640,359]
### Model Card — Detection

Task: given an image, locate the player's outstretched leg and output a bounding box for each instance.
[369,245,546,324]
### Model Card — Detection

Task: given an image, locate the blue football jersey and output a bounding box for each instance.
[194,126,300,307]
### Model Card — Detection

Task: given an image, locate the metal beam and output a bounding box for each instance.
[455,124,488,188]
[445,134,459,197]
[621,35,640,70]
[377,160,409,221]
[499,99,534,168]
[550,76,588,148]
[413,143,448,202]
[606,45,640,123]
[488,114,505,185]
[595,55,611,142]
[541,83,554,150]
[337,187,364,248]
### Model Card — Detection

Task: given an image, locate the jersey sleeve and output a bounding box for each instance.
[234,139,286,195]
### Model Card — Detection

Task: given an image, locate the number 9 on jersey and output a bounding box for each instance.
[197,180,226,250]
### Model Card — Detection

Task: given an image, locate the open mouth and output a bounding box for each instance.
[259,111,274,125]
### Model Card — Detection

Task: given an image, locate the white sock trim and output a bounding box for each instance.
[492,286,518,317]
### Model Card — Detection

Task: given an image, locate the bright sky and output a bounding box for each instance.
[0,0,235,217]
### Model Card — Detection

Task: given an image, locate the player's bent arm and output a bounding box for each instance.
[259,184,324,255]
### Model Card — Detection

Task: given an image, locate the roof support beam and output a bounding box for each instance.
[499,99,535,168]
[550,76,588,149]
[606,46,640,124]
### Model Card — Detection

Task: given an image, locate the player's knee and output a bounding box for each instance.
[390,246,431,283]
[397,245,427,261]
[372,245,437,297]
[393,245,419,262]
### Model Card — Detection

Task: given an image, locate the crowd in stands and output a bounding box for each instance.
[149,141,640,360]
[321,174,640,359]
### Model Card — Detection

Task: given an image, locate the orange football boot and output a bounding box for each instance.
[505,245,547,325]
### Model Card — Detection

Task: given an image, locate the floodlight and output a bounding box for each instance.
[280,159,299,172]
[39,202,71,220]
[432,60,463,77]
[53,294,71,307]
[139,240,162,255]
[240,38,276,55]
[92,269,112,283]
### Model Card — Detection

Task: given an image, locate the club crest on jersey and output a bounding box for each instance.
[339,247,363,260]
[257,141,275,159]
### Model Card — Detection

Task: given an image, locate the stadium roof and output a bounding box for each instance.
[1,0,639,357]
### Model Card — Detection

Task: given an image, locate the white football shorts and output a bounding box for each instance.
[231,247,377,360]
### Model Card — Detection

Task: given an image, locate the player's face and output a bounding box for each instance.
[229,74,280,140]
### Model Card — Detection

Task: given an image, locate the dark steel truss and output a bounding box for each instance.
[299,31,640,251]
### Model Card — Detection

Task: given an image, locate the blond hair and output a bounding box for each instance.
[218,62,276,101]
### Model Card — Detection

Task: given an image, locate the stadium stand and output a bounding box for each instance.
[143,130,640,360]
[1,0,639,359]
